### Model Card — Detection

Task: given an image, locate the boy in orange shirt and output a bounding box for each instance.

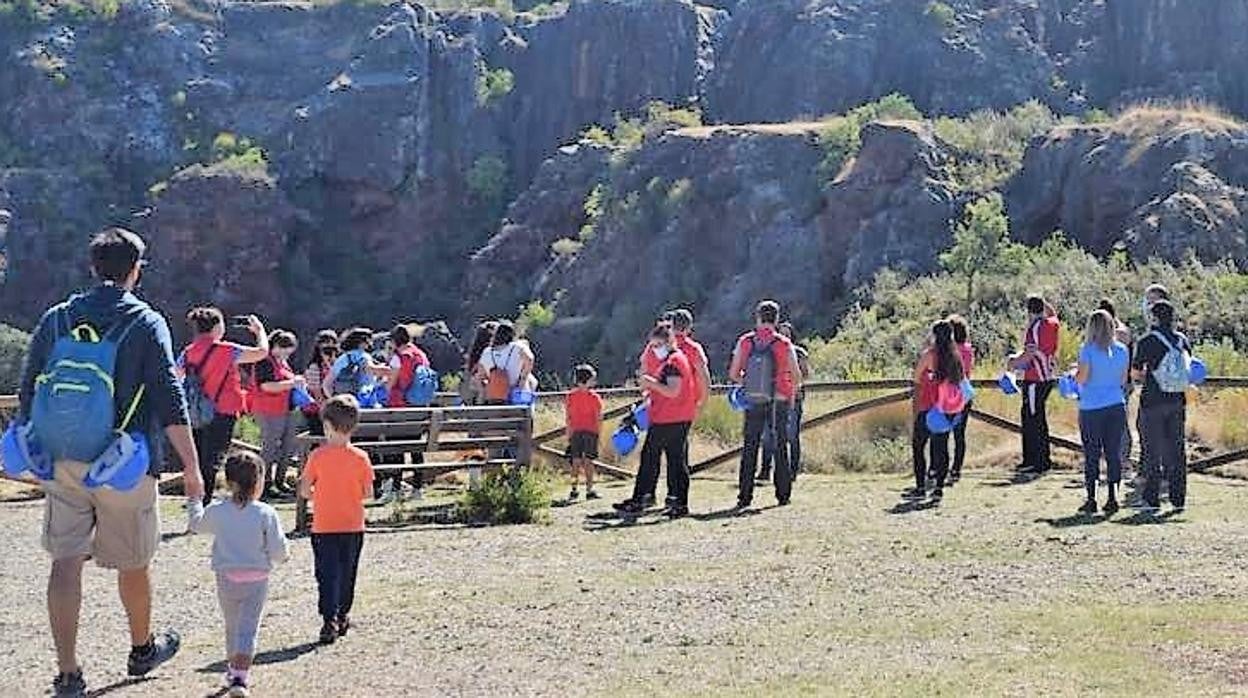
[298,395,374,645]
[565,364,604,501]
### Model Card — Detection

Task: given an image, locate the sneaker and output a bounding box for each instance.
[664,506,689,519]
[1077,499,1097,515]
[319,621,338,645]
[617,499,647,515]
[52,670,86,698]
[733,499,751,511]
[757,468,770,482]
[586,489,601,500]
[568,488,580,501]
[336,615,352,638]
[902,487,925,500]
[227,676,250,698]
[1102,498,1120,516]
[777,498,790,507]
[128,630,181,677]
[931,488,943,502]
[377,481,396,505]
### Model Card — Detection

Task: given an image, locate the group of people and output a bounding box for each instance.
[907,285,1191,515]
[12,226,1200,698]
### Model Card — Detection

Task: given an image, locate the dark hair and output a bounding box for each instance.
[340,327,373,352]
[491,320,516,347]
[391,324,413,346]
[315,329,339,346]
[468,321,497,370]
[947,314,969,344]
[269,330,297,350]
[573,363,597,385]
[669,309,694,332]
[1025,295,1045,315]
[187,307,223,335]
[1150,299,1176,329]
[322,394,361,433]
[931,320,964,384]
[223,450,264,506]
[90,228,146,283]
[1145,283,1170,301]
[1097,299,1117,318]
[755,300,780,325]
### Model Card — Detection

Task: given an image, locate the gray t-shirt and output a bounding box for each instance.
[189,499,289,572]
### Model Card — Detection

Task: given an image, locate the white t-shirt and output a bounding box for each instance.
[477,342,532,389]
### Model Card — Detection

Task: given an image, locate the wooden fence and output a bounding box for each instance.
[2,375,1247,489]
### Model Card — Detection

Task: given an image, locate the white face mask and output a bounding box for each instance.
[652,346,671,361]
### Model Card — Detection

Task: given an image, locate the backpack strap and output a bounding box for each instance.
[1148,330,1177,355]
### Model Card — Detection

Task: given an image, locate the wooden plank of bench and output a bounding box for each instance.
[296,435,515,450]
[357,406,530,422]
[347,419,531,438]
[428,408,443,451]
[370,459,512,473]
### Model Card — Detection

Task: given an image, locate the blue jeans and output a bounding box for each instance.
[1078,404,1126,497]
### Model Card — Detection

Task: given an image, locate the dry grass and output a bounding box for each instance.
[1112,100,1245,138]
[4,473,1248,696]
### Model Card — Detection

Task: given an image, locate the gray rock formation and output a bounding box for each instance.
[1006,110,1248,265]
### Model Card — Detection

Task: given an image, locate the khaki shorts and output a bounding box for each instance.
[42,461,160,570]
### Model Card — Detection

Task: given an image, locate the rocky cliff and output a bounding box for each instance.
[2,0,1248,373]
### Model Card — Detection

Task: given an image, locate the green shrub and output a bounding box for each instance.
[457,467,551,525]
[466,155,509,206]
[694,396,742,444]
[518,299,557,330]
[476,64,515,107]
[934,100,1063,191]
[0,324,30,393]
[924,1,956,31]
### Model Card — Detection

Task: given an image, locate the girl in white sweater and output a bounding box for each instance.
[190,451,290,697]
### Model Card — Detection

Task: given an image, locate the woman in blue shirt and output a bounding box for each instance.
[1074,309,1131,516]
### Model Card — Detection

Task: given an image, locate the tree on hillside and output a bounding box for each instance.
[940,193,1024,308]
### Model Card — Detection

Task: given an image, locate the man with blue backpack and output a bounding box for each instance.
[18,228,204,697]
[729,300,803,510]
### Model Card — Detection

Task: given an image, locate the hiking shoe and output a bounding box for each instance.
[930,488,943,502]
[664,506,689,519]
[128,630,181,677]
[586,489,601,500]
[777,498,790,507]
[52,670,86,698]
[319,621,338,645]
[617,499,648,515]
[1102,498,1120,516]
[227,676,250,698]
[336,615,352,638]
[1077,499,1097,516]
[734,499,751,511]
[902,487,925,500]
[757,468,770,482]
[568,488,580,501]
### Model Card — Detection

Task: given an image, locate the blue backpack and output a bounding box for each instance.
[31,307,146,463]
[404,365,439,407]
[332,353,369,397]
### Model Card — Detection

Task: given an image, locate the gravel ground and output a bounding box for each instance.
[3,470,1248,697]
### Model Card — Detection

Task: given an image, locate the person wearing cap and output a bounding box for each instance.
[17,228,205,697]
[1131,299,1191,513]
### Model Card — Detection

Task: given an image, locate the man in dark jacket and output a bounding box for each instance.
[18,228,203,697]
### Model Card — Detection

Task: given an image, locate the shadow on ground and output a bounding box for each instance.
[196,641,322,675]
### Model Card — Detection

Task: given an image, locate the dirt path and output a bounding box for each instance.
[3,471,1248,696]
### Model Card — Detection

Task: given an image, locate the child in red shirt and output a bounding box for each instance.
[565,364,604,501]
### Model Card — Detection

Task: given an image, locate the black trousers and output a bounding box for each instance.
[195,414,237,506]
[631,422,692,507]
[312,532,364,622]
[952,400,972,477]
[912,411,951,490]
[1140,402,1187,508]
[739,403,792,505]
[1021,380,1055,470]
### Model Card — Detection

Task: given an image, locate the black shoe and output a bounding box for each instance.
[127,629,181,677]
[757,468,770,482]
[664,506,689,519]
[1102,498,1120,516]
[902,487,925,500]
[52,670,86,698]
[585,490,601,500]
[1077,499,1097,515]
[931,488,943,502]
[319,621,338,645]
[336,615,351,638]
[613,494,653,512]
[734,499,751,511]
[777,498,790,507]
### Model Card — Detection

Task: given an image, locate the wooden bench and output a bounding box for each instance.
[293,404,533,532]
